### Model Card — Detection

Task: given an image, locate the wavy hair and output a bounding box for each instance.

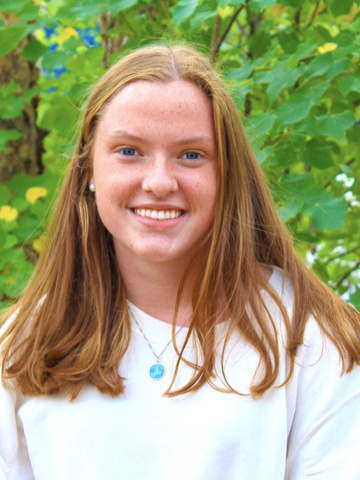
[1,44,360,399]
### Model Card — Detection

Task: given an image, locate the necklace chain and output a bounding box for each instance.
[131,312,189,363]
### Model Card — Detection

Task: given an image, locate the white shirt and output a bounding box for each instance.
[1,267,360,479]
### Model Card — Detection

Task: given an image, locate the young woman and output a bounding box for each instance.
[1,45,360,480]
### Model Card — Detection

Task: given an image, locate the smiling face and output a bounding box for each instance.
[90,79,218,271]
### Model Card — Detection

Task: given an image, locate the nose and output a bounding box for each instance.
[142,158,178,197]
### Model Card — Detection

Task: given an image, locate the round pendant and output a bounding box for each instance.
[149,363,165,380]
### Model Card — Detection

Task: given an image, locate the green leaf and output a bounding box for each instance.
[41,50,71,72]
[0,130,22,151]
[278,30,299,54]
[251,0,276,8]
[304,53,348,81]
[277,81,330,125]
[0,0,30,11]
[11,197,30,213]
[311,260,330,283]
[224,62,255,82]
[305,191,347,229]
[249,30,272,58]
[350,288,360,311]
[245,112,277,139]
[301,139,334,169]
[339,77,360,96]
[108,0,139,14]
[315,111,356,140]
[4,234,18,249]
[65,47,105,77]
[59,1,102,19]
[0,228,6,249]
[6,174,38,197]
[277,198,303,222]
[219,0,245,6]
[281,174,347,230]
[189,10,217,30]
[0,186,12,206]
[37,96,79,137]
[18,3,41,21]
[277,97,313,124]
[0,25,27,57]
[331,0,353,16]
[255,64,301,102]
[21,39,48,62]
[172,0,200,24]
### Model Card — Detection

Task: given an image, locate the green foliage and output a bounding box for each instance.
[0,0,360,310]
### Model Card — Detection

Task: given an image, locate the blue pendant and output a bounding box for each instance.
[150,363,165,380]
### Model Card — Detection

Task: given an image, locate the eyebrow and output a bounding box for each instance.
[108,129,214,146]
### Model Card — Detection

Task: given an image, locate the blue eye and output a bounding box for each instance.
[184,152,200,160]
[121,148,137,156]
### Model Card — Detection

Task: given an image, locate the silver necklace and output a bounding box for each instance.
[131,312,189,381]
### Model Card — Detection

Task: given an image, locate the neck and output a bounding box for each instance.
[117,256,202,325]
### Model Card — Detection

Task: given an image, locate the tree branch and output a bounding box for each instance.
[210,5,245,63]
[324,244,360,266]
[210,14,222,64]
[307,1,320,27]
[323,158,355,189]
[158,0,179,40]
[236,18,249,38]
[335,260,360,288]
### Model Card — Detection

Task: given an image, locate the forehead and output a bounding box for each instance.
[96,79,215,142]
[100,80,212,124]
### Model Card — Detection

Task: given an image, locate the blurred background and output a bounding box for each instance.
[0,0,359,311]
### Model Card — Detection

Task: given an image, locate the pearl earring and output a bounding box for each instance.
[89,183,95,192]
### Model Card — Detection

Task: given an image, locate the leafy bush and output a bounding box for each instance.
[0,0,360,310]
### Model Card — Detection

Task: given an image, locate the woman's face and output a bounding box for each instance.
[90,79,218,270]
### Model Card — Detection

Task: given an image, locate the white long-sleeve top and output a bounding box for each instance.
[1,267,360,480]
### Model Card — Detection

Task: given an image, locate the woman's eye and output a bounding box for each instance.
[184,152,200,160]
[121,147,138,156]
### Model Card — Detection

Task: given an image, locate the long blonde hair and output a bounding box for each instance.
[1,45,360,399]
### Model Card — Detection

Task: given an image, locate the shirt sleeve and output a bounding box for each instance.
[285,318,360,480]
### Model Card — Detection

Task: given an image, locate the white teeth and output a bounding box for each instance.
[133,209,182,221]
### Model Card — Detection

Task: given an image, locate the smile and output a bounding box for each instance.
[133,209,183,221]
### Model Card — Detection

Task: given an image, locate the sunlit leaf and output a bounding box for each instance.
[0,25,27,57]
[172,0,200,24]
[0,130,22,151]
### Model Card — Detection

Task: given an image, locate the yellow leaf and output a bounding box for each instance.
[318,43,337,54]
[33,234,47,253]
[25,187,48,205]
[217,6,234,19]
[57,27,79,45]
[345,4,360,23]
[271,4,287,16]
[0,206,18,223]
[5,277,16,285]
